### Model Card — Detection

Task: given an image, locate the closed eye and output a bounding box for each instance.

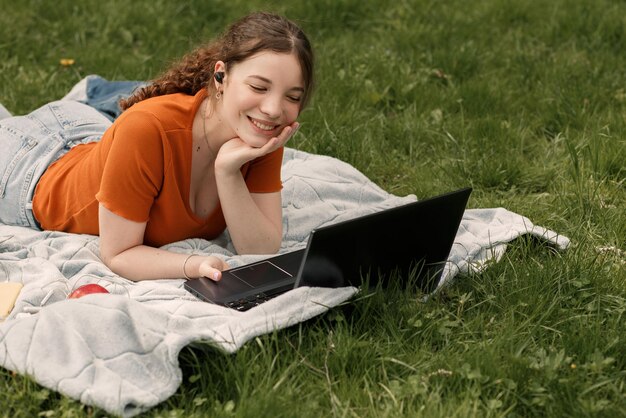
[249,84,267,92]
[249,83,301,103]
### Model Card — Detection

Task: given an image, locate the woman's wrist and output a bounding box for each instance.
[182,254,199,279]
[214,157,244,180]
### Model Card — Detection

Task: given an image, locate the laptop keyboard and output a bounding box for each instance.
[225,292,273,311]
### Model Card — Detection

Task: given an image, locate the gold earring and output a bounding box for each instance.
[216,91,222,100]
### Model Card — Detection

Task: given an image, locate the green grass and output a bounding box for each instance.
[1,0,625,416]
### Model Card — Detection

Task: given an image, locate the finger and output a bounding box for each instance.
[284,122,300,143]
[247,123,296,158]
[280,122,299,142]
[267,124,295,151]
[199,257,226,281]
[204,267,222,281]
[255,136,281,156]
[290,121,300,136]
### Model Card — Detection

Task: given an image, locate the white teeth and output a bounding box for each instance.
[251,119,276,131]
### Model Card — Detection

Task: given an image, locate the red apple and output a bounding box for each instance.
[68,284,109,299]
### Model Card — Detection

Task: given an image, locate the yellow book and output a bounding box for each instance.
[0,282,23,321]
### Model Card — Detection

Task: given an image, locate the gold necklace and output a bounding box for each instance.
[201,98,211,153]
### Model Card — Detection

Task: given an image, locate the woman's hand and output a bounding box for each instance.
[215,122,299,175]
[193,256,230,281]
[211,123,297,255]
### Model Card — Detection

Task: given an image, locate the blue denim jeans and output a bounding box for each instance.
[0,100,111,228]
[82,76,145,121]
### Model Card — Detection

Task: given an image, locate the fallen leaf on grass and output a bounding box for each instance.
[59,58,75,67]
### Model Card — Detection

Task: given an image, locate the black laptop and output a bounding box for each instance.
[184,187,471,311]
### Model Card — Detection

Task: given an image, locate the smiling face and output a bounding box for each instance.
[215,51,304,148]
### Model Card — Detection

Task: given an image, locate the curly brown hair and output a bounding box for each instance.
[119,12,314,111]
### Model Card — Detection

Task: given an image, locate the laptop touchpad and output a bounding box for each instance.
[230,261,293,287]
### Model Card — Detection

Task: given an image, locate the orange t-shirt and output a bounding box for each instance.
[32,90,283,247]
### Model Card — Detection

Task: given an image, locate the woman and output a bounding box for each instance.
[0,12,314,282]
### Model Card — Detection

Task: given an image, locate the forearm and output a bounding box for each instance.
[98,204,228,282]
[216,171,282,254]
[106,245,206,281]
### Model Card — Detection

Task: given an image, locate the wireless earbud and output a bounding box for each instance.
[214,72,224,83]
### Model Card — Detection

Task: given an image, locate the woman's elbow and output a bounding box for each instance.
[98,245,134,280]
[261,240,282,255]
[99,243,115,270]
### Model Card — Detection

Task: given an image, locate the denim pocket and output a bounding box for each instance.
[48,101,111,149]
[49,101,110,129]
[0,124,38,198]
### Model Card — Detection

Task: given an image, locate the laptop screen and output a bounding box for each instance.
[296,187,471,292]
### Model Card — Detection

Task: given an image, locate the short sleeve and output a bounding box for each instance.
[95,111,166,222]
[243,147,284,193]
